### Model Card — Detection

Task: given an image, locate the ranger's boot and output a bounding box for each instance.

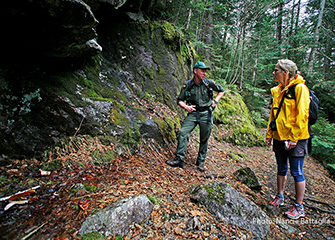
[166,157,184,168]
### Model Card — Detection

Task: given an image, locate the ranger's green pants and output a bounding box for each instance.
[176,109,213,165]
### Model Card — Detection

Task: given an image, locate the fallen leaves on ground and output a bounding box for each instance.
[0,132,334,239]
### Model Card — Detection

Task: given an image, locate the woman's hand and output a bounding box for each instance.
[287,140,297,150]
[266,138,272,147]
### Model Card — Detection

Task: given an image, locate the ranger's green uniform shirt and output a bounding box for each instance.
[177,78,225,107]
[175,78,225,165]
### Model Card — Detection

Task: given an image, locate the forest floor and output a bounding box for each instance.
[0,132,335,240]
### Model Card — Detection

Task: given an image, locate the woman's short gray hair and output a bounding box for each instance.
[277,59,298,80]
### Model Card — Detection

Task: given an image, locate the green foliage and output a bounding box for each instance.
[91,149,116,165]
[153,116,177,143]
[310,117,335,176]
[81,231,107,240]
[84,184,98,193]
[160,0,334,124]
[238,152,247,158]
[0,86,42,121]
[0,175,9,186]
[148,194,161,205]
[43,158,62,171]
[327,164,335,176]
[312,79,335,122]
[120,125,141,147]
[250,111,268,128]
[241,84,268,128]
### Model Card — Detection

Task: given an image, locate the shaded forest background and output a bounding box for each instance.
[1,0,334,172]
[149,0,335,174]
[1,1,335,239]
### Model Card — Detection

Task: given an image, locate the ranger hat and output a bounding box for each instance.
[193,62,211,70]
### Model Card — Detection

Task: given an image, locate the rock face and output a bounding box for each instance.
[189,182,270,239]
[0,0,264,158]
[0,7,192,157]
[79,194,154,238]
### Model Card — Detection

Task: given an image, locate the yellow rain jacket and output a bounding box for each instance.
[266,75,310,142]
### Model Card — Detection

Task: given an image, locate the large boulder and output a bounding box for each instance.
[189,182,270,239]
[79,194,154,238]
[213,92,265,147]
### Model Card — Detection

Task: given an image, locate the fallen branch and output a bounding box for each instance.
[303,196,335,211]
[73,116,84,137]
[162,136,174,157]
[4,200,29,211]
[0,185,40,202]
[304,201,335,214]
[200,174,225,179]
[289,196,335,214]
[21,221,48,240]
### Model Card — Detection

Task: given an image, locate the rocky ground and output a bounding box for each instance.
[0,132,334,240]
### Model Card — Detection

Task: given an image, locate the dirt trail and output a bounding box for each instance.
[0,134,334,239]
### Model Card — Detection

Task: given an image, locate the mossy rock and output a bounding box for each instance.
[233,167,262,191]
[212,91,265,147]
[228,152,239,161]
[161,22,184,51]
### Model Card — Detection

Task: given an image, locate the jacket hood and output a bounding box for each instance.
[282,74,306,91]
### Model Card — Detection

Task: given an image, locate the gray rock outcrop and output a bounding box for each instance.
[189,182,270,239]
[79,194,154,238]
[0,0,264,158]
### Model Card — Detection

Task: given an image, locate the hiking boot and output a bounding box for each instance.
[195,160,203,166]
[285,203,305,220]
[270,194,284,206]
[166,157,184,168]
[198,164,205,172]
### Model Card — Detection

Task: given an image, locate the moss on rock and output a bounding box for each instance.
[213,90,265,147]
[161,22,184,51]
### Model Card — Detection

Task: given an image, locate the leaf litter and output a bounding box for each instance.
[0,131,334,239]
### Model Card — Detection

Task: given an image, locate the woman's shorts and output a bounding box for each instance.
[273,139,308,157]
[273,139,307,182]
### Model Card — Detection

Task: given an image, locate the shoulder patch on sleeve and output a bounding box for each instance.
[181,84,187,90]
[210,79,216,84]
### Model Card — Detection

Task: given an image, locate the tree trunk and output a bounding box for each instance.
[228,29,241,84]
[322,42,333,81]
[294,0,301,31]
[287,0,296,59]
[240,26,246,89]
[253,36,261,86]
[196,0,208,53]
[289,0,301,59]
[276,1,283,57]
[204,5,214,59]
[308,0,326,75]
[186,8,192,30]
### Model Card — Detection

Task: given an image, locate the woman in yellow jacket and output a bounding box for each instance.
[266,59,310,220]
